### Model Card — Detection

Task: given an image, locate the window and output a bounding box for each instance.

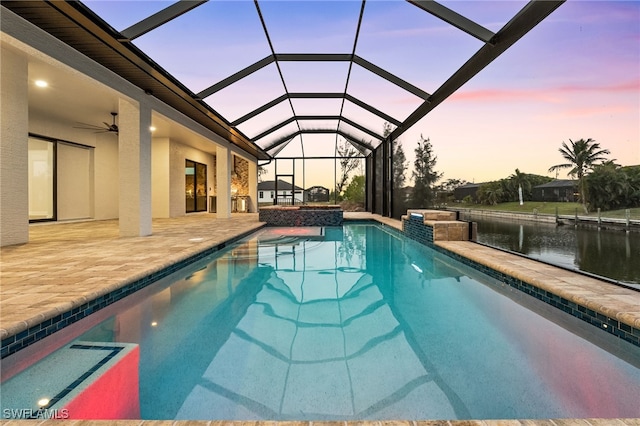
[259,191,264,198]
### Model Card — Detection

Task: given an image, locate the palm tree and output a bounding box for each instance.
[510,168,530,205]
[548,138,610,213]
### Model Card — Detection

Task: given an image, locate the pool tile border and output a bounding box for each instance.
[0,226,264,359]
[397,215,640,348]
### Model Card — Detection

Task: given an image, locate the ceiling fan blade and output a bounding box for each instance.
[74,125,107,130]
[74,114,118,134]
[74,121,103,127]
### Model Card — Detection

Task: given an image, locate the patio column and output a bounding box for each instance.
[0,48,29,246]
[118,98,152,237]
[248,160,258,213]
[216,146,231,218]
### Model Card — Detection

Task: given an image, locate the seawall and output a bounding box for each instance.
[447,207,640,231]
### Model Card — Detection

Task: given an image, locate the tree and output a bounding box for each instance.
[587,162,640,211]
[411,135,442,207]
[258,165,268,182]
[548,138,610,213]
[387,124,407,191]
[509,168,529,205]
[342,175,365,204]
[434,178,468,206]
[477,181,504,205]
[438,178,468,193]
[386,122,409,216]
[335,139,361,200]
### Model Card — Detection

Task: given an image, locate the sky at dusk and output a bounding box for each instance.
[84,0,640,189]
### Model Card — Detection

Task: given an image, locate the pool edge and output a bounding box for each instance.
[0,222,266,359]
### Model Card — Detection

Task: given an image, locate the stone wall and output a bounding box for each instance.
[232,156,249,196]
[259,206,343,226]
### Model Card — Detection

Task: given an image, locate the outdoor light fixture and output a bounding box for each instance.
[149,126,156,132]
[34,80,48,88]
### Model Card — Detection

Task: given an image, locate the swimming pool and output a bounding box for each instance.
[2,224,640,420]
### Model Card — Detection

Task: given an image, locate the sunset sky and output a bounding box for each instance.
[85,0,640,189]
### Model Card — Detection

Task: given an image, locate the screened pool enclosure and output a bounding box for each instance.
[4,0,565,218]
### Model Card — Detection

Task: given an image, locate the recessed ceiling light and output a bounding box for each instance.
[35,80,48,88]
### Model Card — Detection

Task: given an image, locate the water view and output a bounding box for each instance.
[469,217,640,287]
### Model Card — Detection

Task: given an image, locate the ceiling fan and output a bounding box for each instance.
[74,112,118,134]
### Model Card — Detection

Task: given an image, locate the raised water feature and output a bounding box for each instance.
[259,205,343,226]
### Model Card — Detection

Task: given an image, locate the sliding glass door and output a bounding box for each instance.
[185,160,207,213]
[28,137,56,221]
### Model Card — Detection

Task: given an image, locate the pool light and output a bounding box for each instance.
[37,398,50,407]
[411,263,423,273]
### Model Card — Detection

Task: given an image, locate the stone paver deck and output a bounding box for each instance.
[0,212,638,425]
[0,214,264,340]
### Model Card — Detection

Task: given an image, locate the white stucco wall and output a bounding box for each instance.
[152,138,170,218]
[0,46,29,246]
[93,133,119,220]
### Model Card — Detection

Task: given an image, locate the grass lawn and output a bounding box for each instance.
[451,201,640,219]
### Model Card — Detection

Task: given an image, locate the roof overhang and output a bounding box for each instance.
[1,0,270,161]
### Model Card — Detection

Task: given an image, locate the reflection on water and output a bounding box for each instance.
[4,225,640,421]
[472,217,640,285]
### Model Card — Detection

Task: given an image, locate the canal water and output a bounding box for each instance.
[468,217,640,288]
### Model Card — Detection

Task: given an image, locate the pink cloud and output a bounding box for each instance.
[546,104,634,118]
[450,79,640,103]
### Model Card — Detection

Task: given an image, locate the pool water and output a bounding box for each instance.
[3,224,640,420]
